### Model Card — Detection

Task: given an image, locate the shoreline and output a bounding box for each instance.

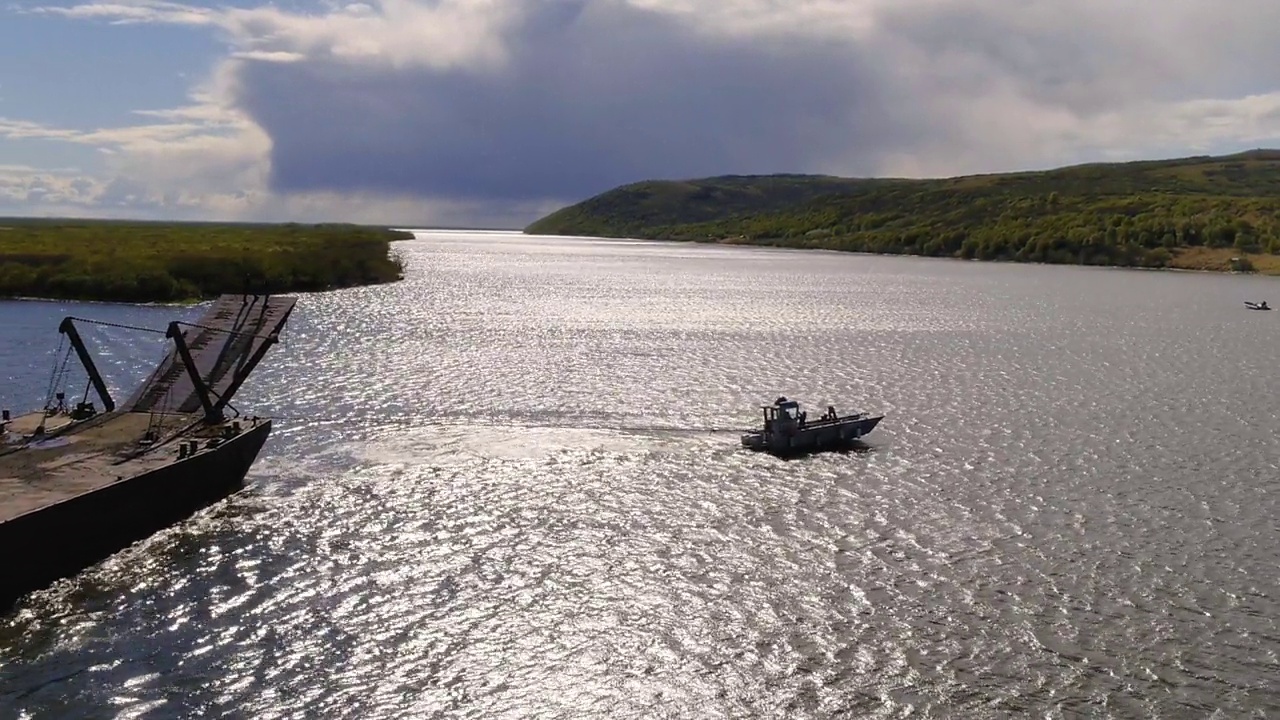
[522,151,1280,280]
[0,222,410,304]
[0,295,200,307]
[0,271,406,306]
[696,236,1280,278]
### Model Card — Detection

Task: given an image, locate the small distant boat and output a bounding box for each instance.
[741,396,882,457]
[1244,301,1271,311]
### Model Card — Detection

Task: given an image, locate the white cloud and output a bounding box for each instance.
[0,165,104,207]
[7,0,1280,224]
[30,0,215,26]
[230,50,307,63]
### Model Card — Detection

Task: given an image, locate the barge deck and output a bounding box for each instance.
[0,294,295,609]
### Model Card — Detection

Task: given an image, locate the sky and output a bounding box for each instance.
[4,0,1280,228]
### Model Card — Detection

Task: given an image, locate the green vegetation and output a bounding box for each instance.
[526,150,1280,275]
[0,219,413,302]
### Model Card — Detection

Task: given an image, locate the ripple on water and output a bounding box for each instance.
[1,233,1279,718]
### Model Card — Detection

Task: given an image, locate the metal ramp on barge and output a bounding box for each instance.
[126,293,297,418]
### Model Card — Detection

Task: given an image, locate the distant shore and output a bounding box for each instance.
[0,220,413,303]
[523,150,1280,279]
[701,236,1280,277]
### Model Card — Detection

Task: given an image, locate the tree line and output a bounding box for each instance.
[0,221,412,302]
[525,151,1280,271]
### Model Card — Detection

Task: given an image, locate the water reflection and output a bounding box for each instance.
[1,232,1278,718]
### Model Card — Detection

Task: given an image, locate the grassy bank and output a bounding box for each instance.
[1163,246,1280,274]
[0,219,414,302]
[526,150,1280,277]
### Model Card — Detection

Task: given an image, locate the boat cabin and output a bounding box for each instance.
[762,397,804,433]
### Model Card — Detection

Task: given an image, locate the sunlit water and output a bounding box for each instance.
[1,231,1278,718]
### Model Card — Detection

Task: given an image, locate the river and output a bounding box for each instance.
[1,230,1277,718]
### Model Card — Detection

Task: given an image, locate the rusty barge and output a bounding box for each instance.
[0,294,295,611]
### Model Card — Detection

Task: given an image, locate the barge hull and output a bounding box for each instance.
[0,420,271,610]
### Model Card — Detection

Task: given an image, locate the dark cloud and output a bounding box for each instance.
[233,2,916,202]
[18,0,1280,224]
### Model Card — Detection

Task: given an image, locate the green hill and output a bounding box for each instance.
[525,150,1280,274]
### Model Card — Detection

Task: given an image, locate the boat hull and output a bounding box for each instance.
[0,420,271,610]
[741,415,883,456]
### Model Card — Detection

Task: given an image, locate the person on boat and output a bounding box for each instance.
[1261,301,1269,310]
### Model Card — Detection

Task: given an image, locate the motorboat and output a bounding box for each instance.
[741,396,882,456]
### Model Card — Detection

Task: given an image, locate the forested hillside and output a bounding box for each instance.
[526,151,1280,274]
